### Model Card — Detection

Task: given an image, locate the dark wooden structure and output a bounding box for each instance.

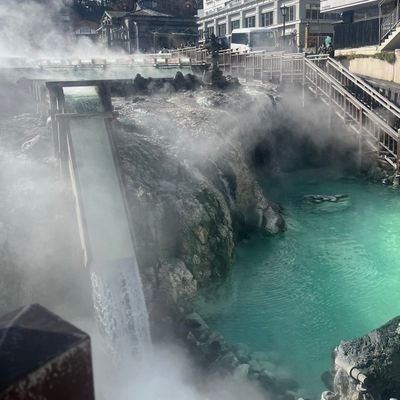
[334,18,380,49]
[0,304,94,400]
[98,7,198,53]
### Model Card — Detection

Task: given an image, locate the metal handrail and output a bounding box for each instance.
[328,57,400,118]
[309,55,400,122]
[167,47,399,165]
[305,58,398,142]
[381,3,400,41]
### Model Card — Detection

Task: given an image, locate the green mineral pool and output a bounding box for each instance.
[196,168,400,398]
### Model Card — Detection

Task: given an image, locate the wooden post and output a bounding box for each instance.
[261,55,264,83]
[328,82,332,129]
[302,59,306,108]
[49,92,59,159]
[397,129,400,174]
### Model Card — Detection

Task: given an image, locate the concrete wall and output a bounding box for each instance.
[342,49,400,84]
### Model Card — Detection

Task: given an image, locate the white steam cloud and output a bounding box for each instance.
[0,0,106,59]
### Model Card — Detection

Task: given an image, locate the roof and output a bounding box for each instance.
[0,304,89,393]
[132,7,172,17]
[104,11,130,19]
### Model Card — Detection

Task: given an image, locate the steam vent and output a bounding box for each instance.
[0,304,94,400]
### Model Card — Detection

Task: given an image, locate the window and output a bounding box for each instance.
[250,31,275,47]
[261,11,273,26]
[230,19,240,31]
[218,23,226,37]
[231,32,248,45]
[306,4,320,20]
[245,16,256,28]
[199,29,204,39]
[322,13,341,20]
[206,26,214,37]
[287,6,295,22]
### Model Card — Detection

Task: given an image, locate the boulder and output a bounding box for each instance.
[332,316,400,400]
[213,351,240,371]
[184,312,208,332]
[233,363,250,379]
[158,260,197,303]
[321,391,339,400]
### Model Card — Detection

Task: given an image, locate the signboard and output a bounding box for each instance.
[320,0,378,12]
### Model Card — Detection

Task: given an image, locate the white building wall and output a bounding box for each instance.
[204,0,227,14]
[320,0,378,12]
[198,0,339,49]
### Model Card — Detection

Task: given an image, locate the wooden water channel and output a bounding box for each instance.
[171,48,400,172]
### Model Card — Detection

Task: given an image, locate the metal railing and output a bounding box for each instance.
[171,47,208,63]
[304,57,398,165]
[308,54,400,132]
[380,1,400,42]
[201,49,399,168]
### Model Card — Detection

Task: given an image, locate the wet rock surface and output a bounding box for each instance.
[113,86,285,318]
[178,310,301,400]
[330,316,400,400]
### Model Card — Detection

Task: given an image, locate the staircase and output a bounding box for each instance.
[306,55,400,168]
[379,25,400,51]
[379,2,400,51]
[211,49,400,170]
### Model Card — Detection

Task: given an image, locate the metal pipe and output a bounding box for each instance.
[335,357,368,386]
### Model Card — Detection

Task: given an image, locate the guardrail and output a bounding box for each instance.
[380,2,400,42]
[304,57,398,165]
[308,55,400,131]
[198,48,399,169]
[0,55,198,70]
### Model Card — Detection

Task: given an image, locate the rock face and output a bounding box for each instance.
[330,316,400,400]
[179,311,300,400]
[0,83,284,329]
[113,87,285,324]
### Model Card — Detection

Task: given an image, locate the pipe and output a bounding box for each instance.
[335,357,368,386]
[349,367,368,386]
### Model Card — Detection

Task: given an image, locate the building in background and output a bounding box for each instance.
[320,0,400,50]
[197,0,341,50]
[140,0,198,17]
[98,4,198,53]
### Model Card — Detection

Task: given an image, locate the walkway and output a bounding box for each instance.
[172,48,400,171]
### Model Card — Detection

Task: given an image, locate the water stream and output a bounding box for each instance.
[196,168,400,397]
[64,87,152,357]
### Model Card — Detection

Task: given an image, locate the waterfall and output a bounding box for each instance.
[90,257,152,358]
[64,88,152,358]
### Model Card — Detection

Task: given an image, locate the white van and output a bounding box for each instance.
[230,27,276,53]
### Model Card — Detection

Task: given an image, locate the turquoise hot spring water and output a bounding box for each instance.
[195,168,400,398]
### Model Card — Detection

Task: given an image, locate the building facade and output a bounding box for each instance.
[320,0,398,49]
[98,8,198,52]
[140,0,198,17]
[197,0,341,50]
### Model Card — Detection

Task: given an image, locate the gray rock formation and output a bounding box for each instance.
[113,88,285,322]
[330,316,400,400]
